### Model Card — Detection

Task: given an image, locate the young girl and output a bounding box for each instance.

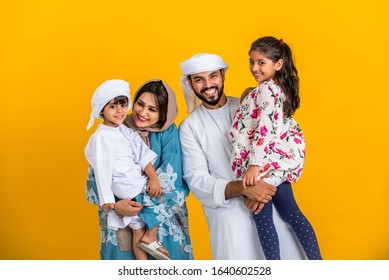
[230,36,322,260]
[85,79,170,260]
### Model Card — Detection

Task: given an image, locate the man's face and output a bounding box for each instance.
[188,69,225,106]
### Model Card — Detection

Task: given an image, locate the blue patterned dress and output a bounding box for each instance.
[86,124,193,260]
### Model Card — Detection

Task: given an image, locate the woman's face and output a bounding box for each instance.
[133,92,160,128]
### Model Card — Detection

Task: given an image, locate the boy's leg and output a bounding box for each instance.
[132,227,147,260]
[140,226,169,257]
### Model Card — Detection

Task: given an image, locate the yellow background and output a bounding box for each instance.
[1,0,388,260]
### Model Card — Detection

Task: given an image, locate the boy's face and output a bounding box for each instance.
[100,99,128,127]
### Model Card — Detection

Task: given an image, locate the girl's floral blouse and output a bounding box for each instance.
[230,79,305,183]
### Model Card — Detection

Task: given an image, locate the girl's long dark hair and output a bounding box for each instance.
[250,36,300,117]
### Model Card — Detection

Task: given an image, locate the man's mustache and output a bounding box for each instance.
[201,86,218,94]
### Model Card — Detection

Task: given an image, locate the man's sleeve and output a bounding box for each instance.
[179,121,232,209]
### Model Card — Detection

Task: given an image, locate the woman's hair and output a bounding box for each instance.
[249,36,300,117]
[133,80,169,128]
[100,95,129,114]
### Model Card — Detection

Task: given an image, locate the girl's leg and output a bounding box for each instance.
[253,201,281,260]
[273,182,322,260]
[132,227,148,260]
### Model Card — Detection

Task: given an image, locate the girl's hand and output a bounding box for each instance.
[147,179,162,199]
[241,179,276,203]
[242,165,260,188]
[101,203,115,211]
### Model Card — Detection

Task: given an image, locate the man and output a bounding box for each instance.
[179,53,305,259]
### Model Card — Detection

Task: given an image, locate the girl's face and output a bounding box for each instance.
[133,92,160,128]
[101,99,128,127]
[249,50,283,84]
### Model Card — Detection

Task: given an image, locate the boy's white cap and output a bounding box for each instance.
[86,79,131,130]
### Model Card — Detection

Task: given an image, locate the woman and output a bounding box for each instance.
[86,79,193,260]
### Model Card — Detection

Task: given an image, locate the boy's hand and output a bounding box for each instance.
[101,203,115,211]
[242,165,260,188]
[147,178,161,199]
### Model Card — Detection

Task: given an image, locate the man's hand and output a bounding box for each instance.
[244,198,264,215]
[114,199,143,218]
[242,179,276,203]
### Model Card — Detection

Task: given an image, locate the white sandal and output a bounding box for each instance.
[138,240,171,260]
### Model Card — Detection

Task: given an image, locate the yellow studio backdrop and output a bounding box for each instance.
[0,0,388,260]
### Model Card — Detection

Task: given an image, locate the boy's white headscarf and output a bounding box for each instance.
[86,79,131,130]
[180,53,228,114]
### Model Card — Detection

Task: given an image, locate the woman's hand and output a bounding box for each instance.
[113,199,143,218]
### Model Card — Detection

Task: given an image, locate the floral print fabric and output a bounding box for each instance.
[230,80,305,183]
[86,124,193,260]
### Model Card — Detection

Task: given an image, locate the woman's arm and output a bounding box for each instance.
[152,124,189,202]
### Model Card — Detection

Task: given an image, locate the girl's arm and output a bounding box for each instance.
[248,81,303,182]
[242,165,260,187]
[248,82,283,180]
[241,87,255,102]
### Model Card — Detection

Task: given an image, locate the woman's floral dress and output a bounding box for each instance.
[86,124,193,260]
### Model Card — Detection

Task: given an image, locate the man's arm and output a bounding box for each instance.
[179,120,231,209]
[225,179,276,202]
[225,179,276,214]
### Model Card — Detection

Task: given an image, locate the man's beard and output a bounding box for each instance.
[194,84,224,106]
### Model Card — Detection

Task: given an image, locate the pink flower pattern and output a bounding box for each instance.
[260,126,268,137]
[230,80,306,183]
